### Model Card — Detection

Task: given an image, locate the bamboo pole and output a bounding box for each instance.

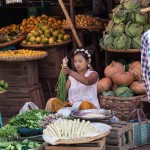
[58,0,83,48]
[140,7,150,13]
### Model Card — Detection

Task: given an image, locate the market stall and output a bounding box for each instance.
[0,0,150,150]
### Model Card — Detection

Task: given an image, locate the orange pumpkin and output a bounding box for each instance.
[112,72,134,86]
[129,61,142,81]
[97,77,112,94]
[130,81,146,95]
[104,61,124,79]
[79,101,96,110]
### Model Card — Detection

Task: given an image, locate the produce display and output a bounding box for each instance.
[0,80,9,91]
[21,23,70,45]
[62,14,103,27]
[8,109,50,128]
[100,0,150,50]
[98,60,146,97]
[43,119,99,139]
[0,24,18,34]
[0,124,18,142]
[0,49,47,57]
[0,139,42,150]
[0,31,24,45]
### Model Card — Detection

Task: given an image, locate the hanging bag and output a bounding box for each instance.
[128,108,150,147]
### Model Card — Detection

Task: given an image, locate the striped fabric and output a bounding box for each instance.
[141,30,150,102]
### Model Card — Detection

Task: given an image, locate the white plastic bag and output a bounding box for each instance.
[19,102,39,114]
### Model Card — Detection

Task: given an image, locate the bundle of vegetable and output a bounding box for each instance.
[0,139,41,150]
[55,57,68,101]
[8,109,49,129]
[0,124,18,142]
[43,119,99,139]
[99,0,150,50]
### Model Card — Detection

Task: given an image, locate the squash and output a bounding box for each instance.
[104,61,124,79]
[129,61,142,81]
[45,98,72,112]
[97,77,112,94]
[112,72,134,86]
[130,81,146,95]
[79,101,96,110]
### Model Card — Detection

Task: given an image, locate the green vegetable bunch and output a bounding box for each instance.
[0,139,42,150]
[99,0,150,50]
[0,124,18,142]
[8,109,50,129]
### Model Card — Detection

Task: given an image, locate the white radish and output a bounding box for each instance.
[47,125,57,137]
[53,121,61,138]
[80,121,90,136]
[77,120,86,138]
[71,119,76,139]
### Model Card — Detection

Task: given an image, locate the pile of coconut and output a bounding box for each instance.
[97,61,146,97]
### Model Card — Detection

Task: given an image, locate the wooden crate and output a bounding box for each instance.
[45,137,106,150]
[0,61,44,117]
[101,121,133,150]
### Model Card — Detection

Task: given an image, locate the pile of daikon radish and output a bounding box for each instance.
[43,119,99,139]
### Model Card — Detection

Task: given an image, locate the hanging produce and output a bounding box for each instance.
[55,57,68,101]
[99,0,150,50]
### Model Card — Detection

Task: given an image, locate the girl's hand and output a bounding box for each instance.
[62,66,70,75]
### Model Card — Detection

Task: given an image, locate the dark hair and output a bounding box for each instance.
[72,49,93,61]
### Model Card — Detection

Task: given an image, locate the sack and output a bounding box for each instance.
[19,102,39,114]
[128,109,150,147]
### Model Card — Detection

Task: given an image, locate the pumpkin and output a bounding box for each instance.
[112,72,134,86]
[97,77,112,94]
[79,101,96,110]
[45,98,72,112]
[129,61,142,81]
[104,61,124,79]
[130,81,146,95]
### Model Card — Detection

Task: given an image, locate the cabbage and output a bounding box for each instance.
[111,23,125,37]
[115,86,134,97]
[105,20,114,32]
[132,13,148,25]
[99,38,106,50]
[144,24,150,32]
[103,34,115,49]
[125,22,143,38]
[132,35,142,49]
[113,9,128,24]
[123,0,140,10]
[113,34,131,50]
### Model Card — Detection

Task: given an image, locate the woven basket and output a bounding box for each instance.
[0,35,26,48]
[0,51,48,62]
[20,40,71,49]
[106,48,141,53]
[99,94,147,121]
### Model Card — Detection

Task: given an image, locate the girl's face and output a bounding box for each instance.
[74,54,88,71]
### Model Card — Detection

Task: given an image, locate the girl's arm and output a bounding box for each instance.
[66,78,71,92]
[69,69,98,85]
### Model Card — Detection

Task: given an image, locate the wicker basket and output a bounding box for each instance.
[20,40,71,49]
[106,48,141,53]
[0,35,26,48]
[99,94,147,121]
[0,51,48,62]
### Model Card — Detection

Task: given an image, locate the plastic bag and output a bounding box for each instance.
[19,102,39,114]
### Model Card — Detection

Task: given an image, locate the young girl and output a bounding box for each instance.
[62,48,100,109]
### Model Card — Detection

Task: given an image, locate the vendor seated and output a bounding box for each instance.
[45,48,100,112]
